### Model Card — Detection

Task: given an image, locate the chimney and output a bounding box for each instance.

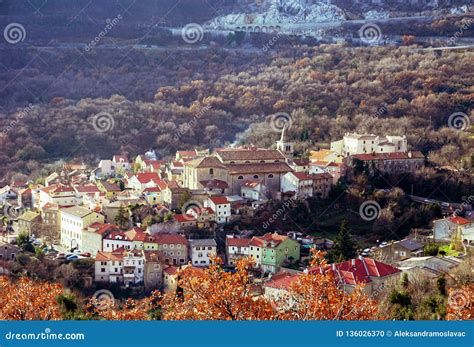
[408,151,412,158]
[331,263,336,271]
[351,259,355,267]
[359,255,364,260]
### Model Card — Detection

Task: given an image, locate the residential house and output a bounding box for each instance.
[310,161,343,182]
[258,233,300,274]
[309,149,342,164]
[188,239,217,267]
[161,181,189,209]
[144,250,165,290]
[241,180,267,201]
[205,196,231,224]
[123,249,145,286]
[125,227,148,250]
[0,241,19,261]
[82,223,120,256]
[128,172,163,192]
[263,272,298,307]
[17,187,32,209]
[166,161,184,184]
[330,133,407,157]
[37,185,77,208]
[102,231,133,252]
[112,154,131,173]
[173,214,198,229]
[281,172,313,199]
[433,216,474,245]
[199,179,229,195]
[312,173,333,199]
[291,158,310,173]
[95,248,144,286]
[155,233,188,266]
[375,239,424,263]
[225,235,250,267]
[395,256,462,280]
[95,248,124,283]
[17,211,41,236]
[97,181,121,200]
[60,206,105,251]
[310,256,401,296]
[187,207,215,229]
[40,202,61,243]
[163,266,180,293]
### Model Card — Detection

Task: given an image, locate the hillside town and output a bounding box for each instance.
[1,127,472,308]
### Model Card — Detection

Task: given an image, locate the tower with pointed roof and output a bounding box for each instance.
[276,125,294,161]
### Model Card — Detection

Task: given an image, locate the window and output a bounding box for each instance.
[268,174,274,178]
[253,175,259,179]
[209,168,214,175]
[238,176,244,180]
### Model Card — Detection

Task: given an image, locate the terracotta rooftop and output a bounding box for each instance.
[209,196,229,205]
[200,179,229,190]
[264,272,298,290]
[216,148,285,162]
[226,237,251,247]
[226,162,292,175]
[185,156,226,169]
[154,233,188,245]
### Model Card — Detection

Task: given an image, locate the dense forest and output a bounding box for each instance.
[1,43,472,181]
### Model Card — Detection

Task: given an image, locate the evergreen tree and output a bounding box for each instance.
[331,221,358,262]
[115,205,130,230]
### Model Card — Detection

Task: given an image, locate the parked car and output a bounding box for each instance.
[66,254,79,261]
[81,252,91,258]
[56,253,66,260]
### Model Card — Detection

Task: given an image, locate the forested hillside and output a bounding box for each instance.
[1,44,472,180]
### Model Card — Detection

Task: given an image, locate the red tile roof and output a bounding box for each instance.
[293,158,310,166]
[264,272,298,290]
[177,150,198,158]
[200,179,229,190]
[75,184,100,193]
[310,257,400,285]
[143,186,162,193]
[154,233,188,245]
[136,172,161,184]
[164,266,179,276]
[448,216,471,225]
[226,237,251,247]
[96,248,125,261]
[209,196,229,205]
[174,214,197,223]
[104,231,131,241]
[125,227,148,242]
[291,172,313,181]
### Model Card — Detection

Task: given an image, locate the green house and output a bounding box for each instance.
[259,233,300,273]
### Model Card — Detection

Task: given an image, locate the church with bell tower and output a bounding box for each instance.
[276,125,294,163]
